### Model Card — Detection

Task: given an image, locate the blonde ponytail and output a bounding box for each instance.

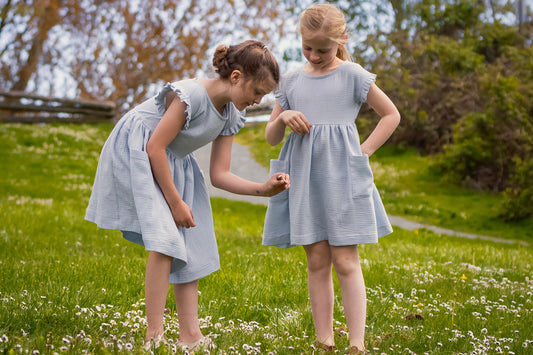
[337,46,352,62]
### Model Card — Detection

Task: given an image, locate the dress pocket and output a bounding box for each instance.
[130,149,157,200]
[349,155,374,198]
[269,158,289,201]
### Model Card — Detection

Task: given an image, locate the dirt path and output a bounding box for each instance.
[195,142,530,247]
[195,142,270,205]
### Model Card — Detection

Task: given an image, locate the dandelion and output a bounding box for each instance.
[461,275,468,280]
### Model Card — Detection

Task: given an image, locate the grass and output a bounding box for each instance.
[235,123,533,244]
[0,122,532,354]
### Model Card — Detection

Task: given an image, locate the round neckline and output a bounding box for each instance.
[194,78,229,120]
[299,61,348,79]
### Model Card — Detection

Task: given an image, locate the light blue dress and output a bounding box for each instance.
[86,79,246,283]
[263,62,393,248]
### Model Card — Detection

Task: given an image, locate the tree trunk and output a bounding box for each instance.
[11,0,61,92]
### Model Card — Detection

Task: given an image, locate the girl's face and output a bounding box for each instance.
[232,75,273,111]
[301,30,340,70]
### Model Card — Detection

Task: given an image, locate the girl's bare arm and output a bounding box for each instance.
[209,134,290,196]
[361,83,401,156]
[146,95,196,227]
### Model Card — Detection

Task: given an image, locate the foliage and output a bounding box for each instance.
[500,157,533,221]
[436,64,530,187]
[0,0,290,114]
[1,123,532,354]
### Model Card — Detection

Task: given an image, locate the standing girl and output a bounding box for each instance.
[263,4,400,354]
[86,40,289,352]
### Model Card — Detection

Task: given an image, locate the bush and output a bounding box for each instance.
[500,158,533,222]
[435,64,532,219]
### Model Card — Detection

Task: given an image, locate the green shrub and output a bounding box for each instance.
[435,65,532,219]
[500,157,533,221]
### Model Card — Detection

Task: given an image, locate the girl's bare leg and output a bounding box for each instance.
[173,281,203,343]
[303,241,335,347]
[331,245,366,349]
[145,251,172,342]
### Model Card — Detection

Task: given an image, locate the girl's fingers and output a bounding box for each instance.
[296,116,311,134]
[275,174,290,188]
[176,214,195,228]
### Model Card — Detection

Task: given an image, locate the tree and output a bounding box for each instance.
[0,0,90,92]
[0,0,290,112]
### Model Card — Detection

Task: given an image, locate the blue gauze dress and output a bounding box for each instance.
[85,79,246,283]
[263,62,393,248]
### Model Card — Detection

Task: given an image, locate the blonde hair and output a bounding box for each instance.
[299,3,352,62]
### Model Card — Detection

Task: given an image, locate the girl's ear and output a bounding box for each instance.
[230,70,242,85]
[340,33,348,47]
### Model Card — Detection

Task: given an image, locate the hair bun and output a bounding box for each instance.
[211,40,279,86]
[213,44,230,72]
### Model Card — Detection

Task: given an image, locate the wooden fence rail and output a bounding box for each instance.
[0,90,277,124]
[0,91,116,123]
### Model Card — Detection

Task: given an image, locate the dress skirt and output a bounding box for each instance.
[263,124,393,249]
[85,110,220,283]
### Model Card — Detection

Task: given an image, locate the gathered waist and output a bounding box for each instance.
[307,121,356,126]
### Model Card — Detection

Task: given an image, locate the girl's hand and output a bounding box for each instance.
[280,110,312,135]
[263,173,290,197]
[170,199,196,228]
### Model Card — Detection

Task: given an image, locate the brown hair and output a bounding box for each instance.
[212,40,280,87]
[300,3,352,62]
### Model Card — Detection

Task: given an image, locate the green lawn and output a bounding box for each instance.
[1,123,532,354]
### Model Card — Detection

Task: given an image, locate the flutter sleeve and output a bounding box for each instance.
[219,105,247,136]
[274,72,292,110]
[154,80,202,130]
[351,63,377,104]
